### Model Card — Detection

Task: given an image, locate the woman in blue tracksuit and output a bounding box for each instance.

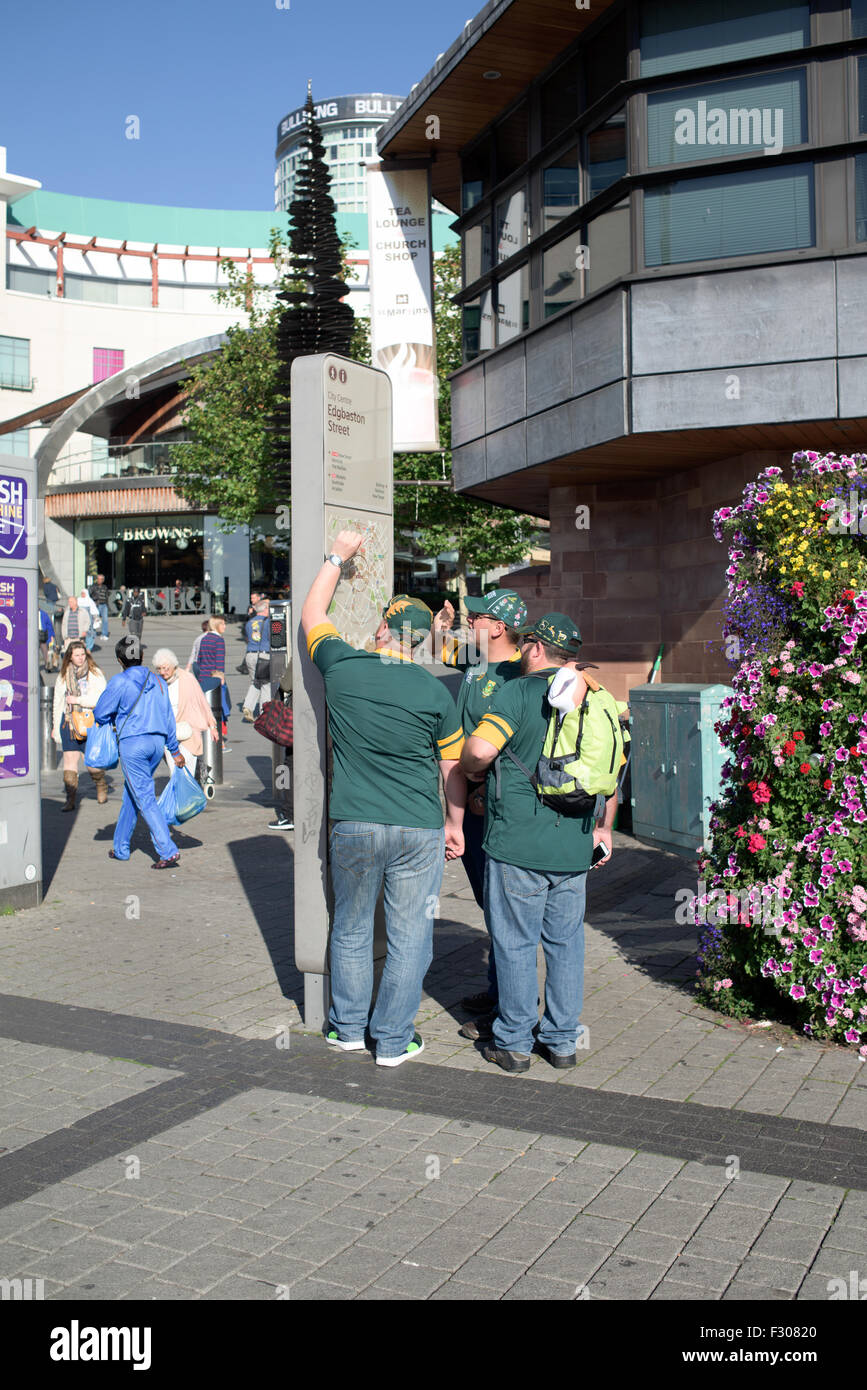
[94,637,186,869]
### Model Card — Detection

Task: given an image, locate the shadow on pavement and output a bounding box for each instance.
[226,834,301,1008]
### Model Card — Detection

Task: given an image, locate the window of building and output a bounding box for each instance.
[7,265,55,296]
[857,153,867,241]
[463,297,481,360]
[640,0,810,79]
[644,162,814,265]
[647,69,807,165]
[2,428,30,456]
[0,335,31,390]
[860,57,867,135]
[496,188,528,263]
[463,219,492,285]
[854,0,867,37]
[462,136,492,212]
[496,266,529,344]
[586,198,632,292]
[93,348,125,383]
[496,103,528,184]
[541,55,581,146]
[587,109,627,199]
[543,236,582,318]
[585,10,628,108]
[544,147,580,230]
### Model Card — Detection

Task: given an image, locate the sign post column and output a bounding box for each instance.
[291,353,393,1029]
[0,452,41,908]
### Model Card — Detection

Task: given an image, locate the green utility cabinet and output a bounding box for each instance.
[628,684,732,857]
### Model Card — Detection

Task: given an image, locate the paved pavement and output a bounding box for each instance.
[0,613,865,1302]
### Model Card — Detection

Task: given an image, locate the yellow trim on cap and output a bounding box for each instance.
[307,621,339,658]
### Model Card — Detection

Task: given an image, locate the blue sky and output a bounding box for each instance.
[2,0,476,209]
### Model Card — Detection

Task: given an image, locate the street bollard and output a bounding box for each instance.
[40,685,57,772]
[200,685,223,796]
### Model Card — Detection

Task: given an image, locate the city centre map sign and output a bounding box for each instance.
[291,354,393,1026]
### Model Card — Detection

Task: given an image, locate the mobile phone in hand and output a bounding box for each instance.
[591,841,611,869]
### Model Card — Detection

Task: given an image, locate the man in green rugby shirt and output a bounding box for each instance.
[422,590,527,1024]
[460,613,616,1073]
[301,530,467,1068]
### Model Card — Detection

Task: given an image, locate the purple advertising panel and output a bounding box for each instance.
[0,474,29,562]
[0,575,29,779]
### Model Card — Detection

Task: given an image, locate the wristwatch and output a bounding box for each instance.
[325,553,343,569]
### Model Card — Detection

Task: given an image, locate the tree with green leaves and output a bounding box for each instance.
[394,242,539,601]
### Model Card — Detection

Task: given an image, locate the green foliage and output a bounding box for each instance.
[695,451,867,1053]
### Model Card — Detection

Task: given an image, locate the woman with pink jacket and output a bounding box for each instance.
[151,648,217,779]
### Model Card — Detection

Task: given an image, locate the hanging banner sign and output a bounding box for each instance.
[0,576,29,780]
[366,163,439,453]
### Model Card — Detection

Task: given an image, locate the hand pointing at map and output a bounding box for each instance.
[332,530,365,563]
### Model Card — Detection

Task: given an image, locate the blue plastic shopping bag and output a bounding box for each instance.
[158,765,207,826]
[84,722,119,770]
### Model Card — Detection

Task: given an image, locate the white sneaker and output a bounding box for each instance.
[325,1031,365,1051]
[376,1033,425,1067]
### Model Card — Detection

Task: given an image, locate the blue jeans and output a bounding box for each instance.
[328,821,445,1058]
[114,734,177,862]
[84,627,95,652]
[484,857,587,1056]
[98,603,110,639]
[462,805,497,1002]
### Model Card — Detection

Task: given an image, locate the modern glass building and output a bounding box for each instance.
[378,0,867,698]
[274,94,404,213]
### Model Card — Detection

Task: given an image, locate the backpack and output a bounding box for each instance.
[498,673,631,819]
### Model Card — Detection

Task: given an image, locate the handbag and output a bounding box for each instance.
[175,719,193,742]
[69,707,95,740]
[254,653,271,682]
[254,699,293,748]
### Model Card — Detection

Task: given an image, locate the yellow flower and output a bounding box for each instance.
[823,570,831,579]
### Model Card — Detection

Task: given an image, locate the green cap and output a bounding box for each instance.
[516,611,582,655]
[463,589,528,627]
[382,594,433,635]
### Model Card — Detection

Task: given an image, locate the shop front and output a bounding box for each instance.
[76,515,206,593]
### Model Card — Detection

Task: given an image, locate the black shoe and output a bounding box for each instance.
[459,1012,495,1041]
[481,1045,531,1073]
[151,856,180,870]
[268,815,294,830]
[461,990,496,1014]
[536,1043,577,1069]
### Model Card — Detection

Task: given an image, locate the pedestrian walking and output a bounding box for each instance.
[241,601,271,722]
[186,619,210,676]
[460,613,617,1073]
[423,589,528,1028]
[301,531,466,1066]
[78,588,99,651]
[39,608,57,671]
[195,617,228,738]
[52,640,109,811]
[89,574,111,640]
[151,648,217,783]
[121,587,147,640]
[93,636,185,868]
[60,596,90,651]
